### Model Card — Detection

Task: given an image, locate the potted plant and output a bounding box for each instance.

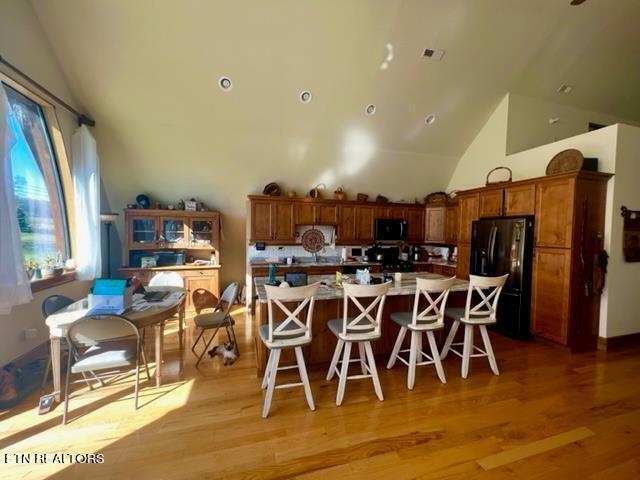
[41,255,57,278]
[25,259,41,280]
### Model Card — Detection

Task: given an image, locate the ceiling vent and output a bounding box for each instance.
[423,48,445,61]
[557,84,573,94]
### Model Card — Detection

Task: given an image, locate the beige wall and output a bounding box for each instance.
[606,124,640,337]
[448,93,640,339]
[0,0,91,366]
[506,93,638,154]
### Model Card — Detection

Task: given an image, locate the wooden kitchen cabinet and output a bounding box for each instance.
[425,206,445,243]
[457,193,479,244]
[531,247,571,344]
[273,202,295,242]
[294,203,316,225]
[406,208,425,243]
[294,203,337,225]
[478,189,504,217]
[250,200,273,242]
[535,177,575,248]
[317,204,338,224]
[444,205,459,244]
[336,205,357,243]
[504,184,535,216]
[456,243,471,280]
[375,206,392,219]
[356,206,374,243]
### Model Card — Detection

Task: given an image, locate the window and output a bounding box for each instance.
[2,82,70,275]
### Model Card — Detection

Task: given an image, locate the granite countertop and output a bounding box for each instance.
[254,272,468,303]
[250,258,457,269]
[250,260,382,269]
[413,259,458,267]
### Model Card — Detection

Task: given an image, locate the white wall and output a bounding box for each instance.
[605,124,640,337]
[506,93,638,154]
[0,0,91,366]
[447,93,637,339]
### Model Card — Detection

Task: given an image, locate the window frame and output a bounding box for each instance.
[1,72,77,291]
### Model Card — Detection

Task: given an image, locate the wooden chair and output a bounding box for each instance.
[440,274,508,378]
[260,283,320,418]
[387,276,456,389]
[191,282,240,367]
[326,282,391,406]
[62,314,150,424]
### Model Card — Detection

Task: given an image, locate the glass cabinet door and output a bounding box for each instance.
[190,219,214,248]
[161,218,186,246]
[131,217,158,247]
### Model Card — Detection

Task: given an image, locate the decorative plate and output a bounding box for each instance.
[301,228,325,254]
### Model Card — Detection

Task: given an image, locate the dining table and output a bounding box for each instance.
[44,286,186,402]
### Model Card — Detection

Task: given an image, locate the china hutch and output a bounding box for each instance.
[118,208,221,310]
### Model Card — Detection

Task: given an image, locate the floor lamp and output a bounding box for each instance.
[100,213,119,278]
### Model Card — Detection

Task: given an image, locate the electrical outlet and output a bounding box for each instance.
[24,328,38,340]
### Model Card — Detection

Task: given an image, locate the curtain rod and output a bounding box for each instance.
[0,54,95,127]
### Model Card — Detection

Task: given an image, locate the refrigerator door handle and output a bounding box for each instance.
[488,226,497,270]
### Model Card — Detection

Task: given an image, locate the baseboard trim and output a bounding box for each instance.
[598,333,640,351]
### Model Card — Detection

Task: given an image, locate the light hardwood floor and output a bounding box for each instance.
[2,307,640,479]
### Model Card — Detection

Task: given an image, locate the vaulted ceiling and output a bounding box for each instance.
[31,0,640,161]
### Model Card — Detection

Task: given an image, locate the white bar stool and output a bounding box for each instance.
[259,282,320,418]
[440,274,508,378]
[326,281,391,406]
[387,276,456,389]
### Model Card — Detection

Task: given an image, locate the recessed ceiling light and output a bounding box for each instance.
[425,114,436,125]
[218,76,232,91]
[365,104,376,116]
[557,84,573,94]
[300,91,312,103]
[423,48,445,61]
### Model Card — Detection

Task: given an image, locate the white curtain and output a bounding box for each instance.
[0,87,33,314]
[72,125,101,280]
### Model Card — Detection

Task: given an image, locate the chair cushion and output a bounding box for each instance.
[327,318,376,338]
[258,322,308,344]
[444,307,466,322]
[390,311,439,329]
[72,339,137,373]
[194,311,234,328]
[445,307,495,325]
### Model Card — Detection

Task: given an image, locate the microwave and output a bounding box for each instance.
[374,219,408,241]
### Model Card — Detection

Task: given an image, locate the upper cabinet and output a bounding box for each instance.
[444,205,459,245]
[457,193,479,244]
[535,177,575,248]
[478,184,535,218]
[425,206,445,243]
[504,184,535,216]
[355,206,375,243]
[125,209,220,253]
[250,200,274,242]
[406,208,425,243]
[478,189,504,217]
[293,203,338,225]
[336,205,357,243]
[273,202,295,241]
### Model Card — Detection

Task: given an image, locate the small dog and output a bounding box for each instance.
[208,342,238,366]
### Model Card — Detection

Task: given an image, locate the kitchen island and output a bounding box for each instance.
[253,273,468,373]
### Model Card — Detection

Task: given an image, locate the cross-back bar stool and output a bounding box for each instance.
[326,281,391,406]
[440,274,508,378]
[259,282,320,418]
[387,276,456,389]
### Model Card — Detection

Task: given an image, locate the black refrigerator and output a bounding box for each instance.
[470,216,534,339]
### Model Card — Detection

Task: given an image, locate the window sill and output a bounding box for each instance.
[31,271,77,293]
